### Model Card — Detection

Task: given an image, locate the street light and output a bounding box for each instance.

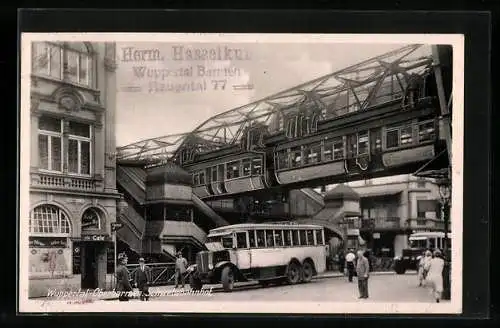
[436,175,451,300]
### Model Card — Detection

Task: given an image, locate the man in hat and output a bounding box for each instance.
[344,249,356,282]
[115,253,133,301]
[356,250,370,299]
[134,257,152,301]
[174,251,188,288]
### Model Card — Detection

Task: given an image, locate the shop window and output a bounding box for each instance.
[29,205,72,277]
[81,208,101,231]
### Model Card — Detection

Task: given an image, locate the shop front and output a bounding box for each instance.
[72,234,113,290]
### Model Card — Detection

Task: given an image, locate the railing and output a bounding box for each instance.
[31,172,100,192]
[361,217,402,230]
[405,218,445,230]
[126,262,179,286]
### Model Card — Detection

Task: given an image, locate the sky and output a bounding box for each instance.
[115,42,427,147]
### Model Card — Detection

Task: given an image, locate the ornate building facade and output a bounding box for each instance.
[28,41,120,297]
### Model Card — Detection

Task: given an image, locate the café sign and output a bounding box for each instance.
[81,234,111,242]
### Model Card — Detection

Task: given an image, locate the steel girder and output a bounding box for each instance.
[116,44,434,163]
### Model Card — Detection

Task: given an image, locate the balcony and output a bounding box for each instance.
[405,218,445,231]
[360,217,402,230]
[161,220,207,247]
[31,172,102,192]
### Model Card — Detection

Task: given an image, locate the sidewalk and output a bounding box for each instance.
[93,270,403,301]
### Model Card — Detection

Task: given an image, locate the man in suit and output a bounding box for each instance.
[356,250,370,299]
[175,251,188,288]
[134,257,152,301]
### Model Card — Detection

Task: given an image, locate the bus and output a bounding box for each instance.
[394,231,452,274]
[187,223,327,292]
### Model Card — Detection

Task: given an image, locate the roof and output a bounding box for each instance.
[324,184,360,202]
[208,223,323,235]
[146,162,192,186]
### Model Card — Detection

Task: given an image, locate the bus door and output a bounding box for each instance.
[234,231,252,270]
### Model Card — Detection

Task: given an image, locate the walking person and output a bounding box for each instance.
[356,250,370,299]
[345,249,356,282]
[134,257,152,301]
[115,253,133,302]
[174,251,188,289]
[418,250,432,287]
[427,249,445,303]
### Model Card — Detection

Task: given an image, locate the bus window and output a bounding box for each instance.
[437,238,442,250]
[315,230,324,245]
[429,238,436,250]
[305,230,313,245]
[299,230,307,246]
[236,232,248,248]
[249,230,256,247]
[222,236,234,249]
[266,230,275,247]
[292,230,299,246]
[275,230,284,246]
[284,230,292,246]
[256,230,265,247]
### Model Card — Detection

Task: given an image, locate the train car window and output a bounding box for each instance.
[199,171,205,185]
[324,140,334,161]
[236,232,248,248]
[274,230,284,246]
[315,229,324,245]
[284,229,292,246]
[277,151,289,170]
[418,121,435,143]
[256,230,265,247]
[347,134,357,158]
[300,116,310,136]
[333,138,344,160]
[299,230,307,246]
[265,230,275,247]
[400,126,413,145]
[218,164,225,182]
[292,230,300,246]
[211,167,218,182]
[306,230,314,245]
[429,238,436,250]
[290,147,302,167]
[306,143,320,164]
[251,158,262,175]
[357,132,369,155]
[371,129,382,152]
[386,129,400,148]
[227,161,241,179]
[242,158,251,176]
[248,230,256,247]
[193,173,200,186]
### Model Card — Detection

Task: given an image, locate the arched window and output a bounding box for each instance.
[30,204,71,235]
[82,208,101,231]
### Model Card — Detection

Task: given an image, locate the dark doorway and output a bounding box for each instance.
[81,243,98,289]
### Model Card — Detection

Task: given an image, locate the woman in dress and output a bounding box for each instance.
[418,250,433,287]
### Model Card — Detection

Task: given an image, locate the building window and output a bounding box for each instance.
[32,42,94,88]
[68,121,92,176]
[38,116,63,172]
[30,204,71,235]
[81,208,101,231]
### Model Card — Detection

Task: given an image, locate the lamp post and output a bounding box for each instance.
[113,196,128,289]
[437,175,451,300]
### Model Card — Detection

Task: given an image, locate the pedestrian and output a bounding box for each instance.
[134,257,152,301]
[418,250,433,287]
[115,253,133,302]
[345,249,356,282]
[426,249,445,303]
[175,251,188,288]
[356,250,370,299]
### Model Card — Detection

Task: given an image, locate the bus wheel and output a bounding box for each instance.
[301,261,314,283]
[189,275,203,291]
[221,266,235,292]
[286,262,301,285]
